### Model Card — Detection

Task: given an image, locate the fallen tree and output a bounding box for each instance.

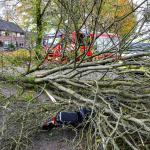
[0,51,150,150]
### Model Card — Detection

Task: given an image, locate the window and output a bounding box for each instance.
[12,32,16,36]
[19,43,24,47]
[17,33,20,37]
[0,41,3,47]
[3,41,9,49]
[20,33,25,38]
[2,31,5,36]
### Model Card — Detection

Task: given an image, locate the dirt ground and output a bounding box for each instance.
[25,129,83,150]
[0,83,85,150]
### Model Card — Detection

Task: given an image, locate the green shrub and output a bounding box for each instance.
[8,43,16,50]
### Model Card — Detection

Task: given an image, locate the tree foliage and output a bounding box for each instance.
[101,0,136,36]
[15,0,52,58]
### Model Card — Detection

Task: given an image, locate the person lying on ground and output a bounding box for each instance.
[42,107,93,131]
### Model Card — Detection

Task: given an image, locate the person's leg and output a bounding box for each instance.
[79,107,92,118]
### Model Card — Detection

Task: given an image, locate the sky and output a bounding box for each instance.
[0,0,149,16]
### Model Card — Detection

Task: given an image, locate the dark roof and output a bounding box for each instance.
[0,19,24,33]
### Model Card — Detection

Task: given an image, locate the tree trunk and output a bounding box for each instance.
[36,0,43,59]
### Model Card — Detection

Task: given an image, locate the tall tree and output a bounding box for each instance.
[15,0,52,58]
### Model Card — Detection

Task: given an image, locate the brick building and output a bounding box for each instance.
[0,19,25,50]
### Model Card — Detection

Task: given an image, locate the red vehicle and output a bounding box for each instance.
[43,32,119,63]
[89,33,119,60]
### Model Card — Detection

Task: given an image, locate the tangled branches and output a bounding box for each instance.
[0,52,150,150]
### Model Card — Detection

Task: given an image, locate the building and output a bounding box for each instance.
[0,19,25,50]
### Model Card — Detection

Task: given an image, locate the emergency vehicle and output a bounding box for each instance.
[43,31,119,63]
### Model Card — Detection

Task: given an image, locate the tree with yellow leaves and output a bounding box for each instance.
[101,0,136,37]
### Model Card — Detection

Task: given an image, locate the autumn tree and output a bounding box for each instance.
[14,0,52,58]
[100,0,136,37]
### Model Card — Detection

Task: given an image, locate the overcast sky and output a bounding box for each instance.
[0,0,149,16]
[0,0,150,18]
